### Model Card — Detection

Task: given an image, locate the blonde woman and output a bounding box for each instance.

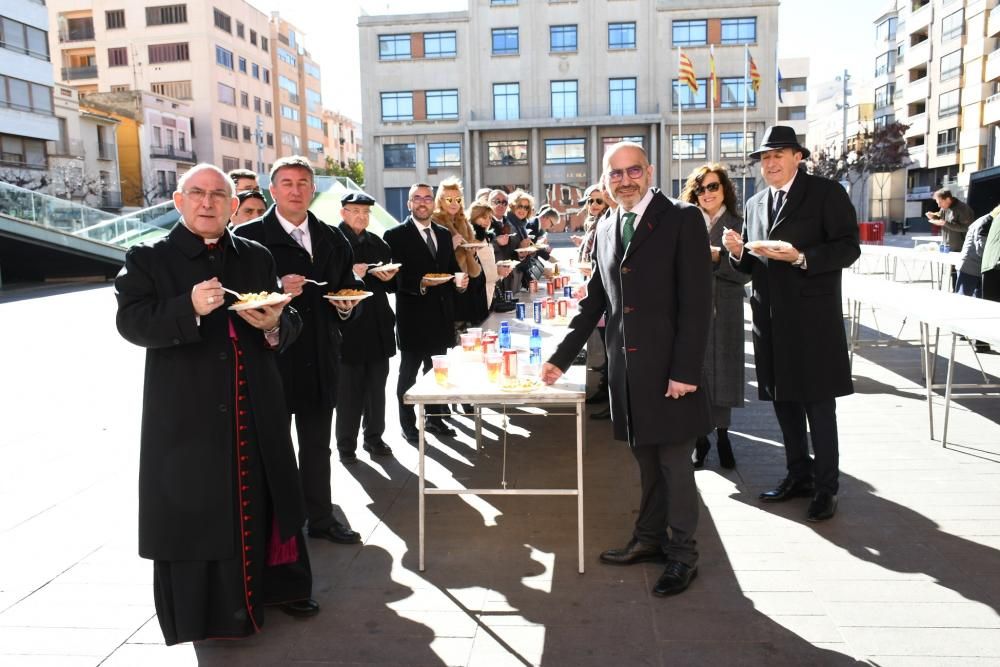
[432,177,488,324]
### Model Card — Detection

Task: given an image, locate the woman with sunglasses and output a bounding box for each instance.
[432,177,488,325]
[680,164,751,469]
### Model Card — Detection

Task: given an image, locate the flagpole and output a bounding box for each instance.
[677,46,683,197]
[775,40,780,125]
[710,44,716,163]
[743,44,749,208]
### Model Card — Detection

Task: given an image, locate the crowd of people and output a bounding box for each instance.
[119,125,941,645]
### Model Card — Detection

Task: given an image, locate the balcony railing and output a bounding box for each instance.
[150,145,196,162]
[58,27,95,42]
[61,66,97,80]
[97,143,116,160]
[47,139,85,156]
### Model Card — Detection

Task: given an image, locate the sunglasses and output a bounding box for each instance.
[513,204,531,211]
[491,199,509,206]
[587,198,605,205]
[607,165,645,182]
[443,196,463,205]
[693,182,722,197]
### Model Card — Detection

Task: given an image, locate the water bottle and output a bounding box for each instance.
[498,321,511,350]
[529,328,542,367]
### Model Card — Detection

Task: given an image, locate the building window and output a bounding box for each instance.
[720,77,755,108]
[281,105,299,120]
[240,91,249,108]
[603,136,644,152]
[941,9,964,41]
[110,84,130,92]
[672,19,706,46]
[261,36,268,52]
[0,133,47,168]
[424,31,456,58]
[875,83,895,109]
[937,128,958,155]
[876,16,897,42]
[384,143,416,168]
[874,51,895,78]
[266,132,273,146]
[107,47,128,67]
[236,21,244,39]
[381,91,414,121]
[263,68,270,84]
[672,133,707,160]
[1,17,50,61]
[279,74,298,98]
[105,10,126,29]
[426,89,459,120]
[493,82,519,120]
[491,0,517,4]
[492,28,519,55]
[146,4,188,26]
[278,47,297,67]
[251,63,259,79]
[379,34,411,60]
[608,22,636,49]
[306,89,321,113]
[148,42,189,64]
[551,80,578,118]
[384,187,409,222]
[609,78,636,115]
[217,82,235,105]
[305,62,320,79]
[213,9,231,33]
[253,96,261,112]
[940,49,962,82]
[221,157,239,172]
[215,45,233,69]
[545,138,585,164]
[250,29,257,45]
[672,79,708,109]
[307,114,322,129]
[238,56,247,73]
[242,125,251,142]
[220,120,238,140]
[719,131,754,158]
[0,75,52,114]
[264,101,272,117]
[428,141,461,167]
[150,80,191,98]
[487,139,528,166]
[550,25,577,52]
[282,132,300,149]
[720,17,756,45]
[938,89,960,117]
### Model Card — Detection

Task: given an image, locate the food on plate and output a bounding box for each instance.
[328,288,369,297]
[501,377,544,392]
[745,240,792,252]
[235,291,277,304]
[424,273,453,279]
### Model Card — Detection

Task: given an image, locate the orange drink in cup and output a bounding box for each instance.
[432,355,449,386]
[485,352,502,383]
[460,332,477,352]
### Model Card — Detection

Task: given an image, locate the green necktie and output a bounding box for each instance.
[621,212,636,248]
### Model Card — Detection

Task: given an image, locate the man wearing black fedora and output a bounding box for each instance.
[722,126,860,522]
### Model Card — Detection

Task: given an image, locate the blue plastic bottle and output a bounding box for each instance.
[498,321,511,350]
[529,328,542,367]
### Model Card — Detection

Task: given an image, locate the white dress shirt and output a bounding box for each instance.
[276,209,312,256]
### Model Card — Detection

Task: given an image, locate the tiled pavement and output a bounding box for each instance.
[1,267,999,666]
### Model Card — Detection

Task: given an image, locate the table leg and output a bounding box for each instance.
[922,322,934,441]
[475,405,482,453]
[577,399,585,574]
[418,403,426,572]
[942,332,957,448]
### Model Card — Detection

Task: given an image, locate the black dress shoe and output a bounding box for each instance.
[599,538,664,565]
[716,428,735,469]
[585,383,609,404]
[693,436,710,468]
[590,406,611,420]
[308,520,361,544]
[277,598,320,618]
[425,421,457,437]
[652,560,698,597]
[807,492,838,522]
[363,441,393,457]
[339,451,358,464]
[759,476,815,502]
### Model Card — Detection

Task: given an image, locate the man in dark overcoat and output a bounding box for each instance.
[542,142,713,597]
[115,163,319,645]
[723,126,861,522]
[234,156,365,545]
[384,183,469,443]
[335,191,399,462]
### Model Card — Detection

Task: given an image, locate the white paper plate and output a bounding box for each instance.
[228,292,291,311]
[745,240,792,252]
[423,274,454,283]
[368,262,402,272]
[323,291,374,303]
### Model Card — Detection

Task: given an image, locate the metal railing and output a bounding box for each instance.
[97,144,116,160]
[150,145,196,162]
[61,66,98,80]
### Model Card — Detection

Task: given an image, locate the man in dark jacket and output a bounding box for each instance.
[335,192,399,462]
[926,188,975,252]
[116,163,318,644]
[723,126,861,523]
[234,156,365,545]
[542,142,713,597]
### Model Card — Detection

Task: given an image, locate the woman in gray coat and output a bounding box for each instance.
[681,164,751,468]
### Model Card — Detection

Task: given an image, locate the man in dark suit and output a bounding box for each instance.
[116,163,318,643]
[542,142,713,597]
[234,156,365,545]
[384,183,469,442]
[335,191,399,462]
[722,126,861,522]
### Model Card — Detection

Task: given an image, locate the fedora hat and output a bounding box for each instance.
[749,125,810,160]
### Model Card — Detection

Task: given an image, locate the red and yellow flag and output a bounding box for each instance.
[679,51,698,93]
[748,53,761,93]
[709,45,720,107]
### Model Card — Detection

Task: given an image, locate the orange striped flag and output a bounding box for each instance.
[709,45,720,107]
[748,53,761,93]
[679,50,698,93]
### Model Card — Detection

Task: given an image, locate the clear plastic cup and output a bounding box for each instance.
[432,355,449,386]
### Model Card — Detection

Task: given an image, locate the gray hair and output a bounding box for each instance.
[176,163,235,198]
[602,141,648,173]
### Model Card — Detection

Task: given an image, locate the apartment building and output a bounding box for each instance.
[777,57,809,147]
[322,109,362,168]
[46,0,282,176]
[358,0,779,223]
[1,0,60,184]
[269,12,325,168]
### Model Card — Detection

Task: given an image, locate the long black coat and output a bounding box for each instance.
[550,189,714,446]
[337,221,397,362]
[734,170,860,402]
[384,217,461,355]
[115,223,305,561]
[234,207,363,410]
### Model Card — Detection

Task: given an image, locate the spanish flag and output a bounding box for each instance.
[748,53,761,93]
[679,50,698,93]
[709,44,720,107]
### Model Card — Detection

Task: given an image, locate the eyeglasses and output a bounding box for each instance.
[607,165,646,183]
[443,196,464,205]
[587,198,605,206]
[491,198,509,206]
[410,195,434,204]
[693,182,722,197]
[513,204,531,211]
[184,188,231,204]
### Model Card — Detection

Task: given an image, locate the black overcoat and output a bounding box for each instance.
[337,221,397,362]
[550,189,714,446]
[234,207,363,410]
[383,217,461,355]
[733,170,860,402]
[115,223,305,561]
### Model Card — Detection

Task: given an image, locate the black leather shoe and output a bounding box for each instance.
[716,429,735,469]
[652,560,698,597]
[590,406,611,420]
[425,421,457,437]
[693,436,710,468]
[585,383,609,404]
[599,538,664,565]
[363,441,393,457]
[277,598,320,618]
[759,477,815,502]
[339,451,358,464]
[807,492,838,522]
[308,520,361,544]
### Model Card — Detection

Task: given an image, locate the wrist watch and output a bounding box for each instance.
[793,252,807,269]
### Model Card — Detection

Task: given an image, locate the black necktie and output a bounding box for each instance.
[769,190,785,230]
[423,227,436,255]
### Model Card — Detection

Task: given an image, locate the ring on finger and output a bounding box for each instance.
[207,295,215,304]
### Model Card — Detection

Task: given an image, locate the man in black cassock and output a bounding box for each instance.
[115,163,320,645]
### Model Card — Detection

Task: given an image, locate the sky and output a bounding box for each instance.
[252,0,879,123]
